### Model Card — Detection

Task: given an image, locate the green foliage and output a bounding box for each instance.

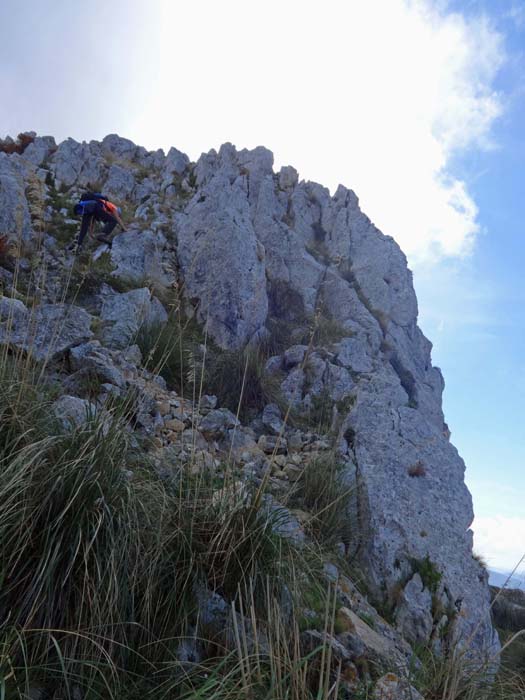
[0,353,312,697]
[199,344,285,421]
[292,455,353,548]
[136,314,205,393]
[412,555,443,594]
[65,252,136,302]
[303,389,334,434]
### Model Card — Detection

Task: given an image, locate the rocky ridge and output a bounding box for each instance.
[0,132,499,685]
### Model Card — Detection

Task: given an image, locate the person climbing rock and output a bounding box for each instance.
[71,192,127,251]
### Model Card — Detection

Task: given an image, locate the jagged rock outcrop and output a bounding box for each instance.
[0,131,498,666]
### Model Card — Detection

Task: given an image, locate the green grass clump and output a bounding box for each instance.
[136,314,205,393]
[0,352,313,697]
[292,455,353,548]
[412,555,442,594]
[198,344,285,422]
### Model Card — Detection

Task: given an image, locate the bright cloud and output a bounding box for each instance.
[473,515,525,572]
[127,0,506,264]
[0,1,506,263]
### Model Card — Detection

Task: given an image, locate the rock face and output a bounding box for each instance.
[0,132,498,661]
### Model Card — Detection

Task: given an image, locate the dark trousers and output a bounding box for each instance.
[78,202,117,247]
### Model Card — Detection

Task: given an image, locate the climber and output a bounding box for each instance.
[71,192,127,251]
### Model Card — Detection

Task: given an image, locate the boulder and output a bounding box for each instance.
[68,341,127,388]
[262,403,285,436]
[53,395,96,429]
[0,300,93,360]
[21,135,56,166]
[50,138,106,188]
[103,163,136,199]
[0,154,33,243]
[199,408,240,439]
[110,230,171,284]
[100,287,167,349]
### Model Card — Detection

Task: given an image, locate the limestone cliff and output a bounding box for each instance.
[0,131,499,663]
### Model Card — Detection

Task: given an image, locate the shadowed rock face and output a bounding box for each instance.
[0,132,499,659]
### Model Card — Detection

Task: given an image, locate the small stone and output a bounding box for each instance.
[258,434,287,454]
[283,345,308,369]
[336,607,356,633]
[374,673,424,700]
[273,454,287,467]
[287,432,304,451]
[284,464,302,481]
[164,418,185,432]
[156,401,171,416]
[262,403,285,436]
[199,408,240,439]
[290,509,312,524]
[200,394,218,410]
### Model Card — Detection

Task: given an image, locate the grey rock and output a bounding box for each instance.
[301,630,351,662]
[176,149,268,348]
[258,434,287,455]
[262,403,285,436]
[278,165,298,191]
[324,362,354,402]
[162,146,190,189]
[175,633,202,665]
[1,133,497,660]
[50,138,106,188]
[53,395,96,429]
[0,300,93,360]
[334,336,374,373]
[110,230,171,284]
[0,153,33,243]
[394,574,433,646]
[199,408,240,439]
[103,163,136,199]
[21,135,56,166]
[200,394,218,411]
[262,495,305,545]
[195,587,229,630]
[374,673,424,700]
[101,133,138,161]
[280,367,305,408]
[68,341,127,388]
[100,287,167,349]
[283,344,308,368]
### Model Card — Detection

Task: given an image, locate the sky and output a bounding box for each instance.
[1,0,524,572]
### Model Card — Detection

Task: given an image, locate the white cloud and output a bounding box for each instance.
[126,0,505,264]
[473,515,525,572]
